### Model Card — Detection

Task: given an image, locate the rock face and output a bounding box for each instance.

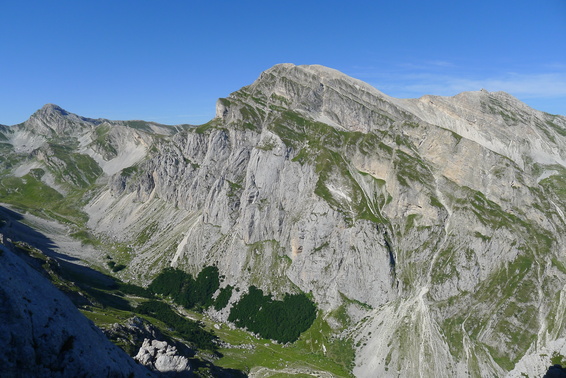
[0,244,153,377]
[103,316,195,360]
[135,339,191,375]
[103,316,169,356]
[1,63,566,377]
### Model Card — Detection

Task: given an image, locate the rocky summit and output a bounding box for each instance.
[0,63,565,377]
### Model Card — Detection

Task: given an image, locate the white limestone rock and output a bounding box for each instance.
[135,338,191,374]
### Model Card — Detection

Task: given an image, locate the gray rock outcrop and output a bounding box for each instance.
[135,338,191,375]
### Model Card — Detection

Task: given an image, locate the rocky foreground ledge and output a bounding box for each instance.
[0,239,154,377]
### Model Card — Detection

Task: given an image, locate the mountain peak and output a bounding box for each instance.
[22,104,102,137]
[256,63,387,97]
[219,63,396,132]
[30,104,73,122]
[41,103,69,114]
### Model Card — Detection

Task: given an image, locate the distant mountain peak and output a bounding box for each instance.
[18,104,103,138]
[217,63,396,133]
[255,63,388,97]
[31,103,73,120]
[41,103,68,113]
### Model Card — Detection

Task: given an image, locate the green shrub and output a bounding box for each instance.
[112,264,126,272]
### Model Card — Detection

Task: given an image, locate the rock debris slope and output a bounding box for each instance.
[1,63,565,377]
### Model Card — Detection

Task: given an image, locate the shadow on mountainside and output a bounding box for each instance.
[0,205,79,262]
[545,364,566,377]
[0,206,248,377]
[0,205,125,305]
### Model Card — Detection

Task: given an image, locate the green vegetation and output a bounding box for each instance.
[44,143,102,188]
[228,286,317,343]
[124,120,153,132]
[0,138,108,227]
[270,93,290,105]
[551,352,566,366]
[149,267,188,297]
[70,229,99,246]
[136,300,218,351]
[120,165,139,178]
[450,131,462,143]
[437,253,540,369]
[116,282,154,298]
[427,178,560,370]
[237,104,264,129]
[107,260,127,272]
[539,168,566,204]
[92,124,118,158]
[123,120,177,135]
[0,174,62,207]
[213,321,353,377]
[394,149,434,189]
[441,315,467,359]
[12,242,220,358]
[552,258,566,275]
[545,119,566,137]
[227,179,243,193]
[135,221,158,245]
[214,285,233,310]
[149,266,220,310]
[264,110,395,226]
[194,118,222,134]
[0,174,87,224]
[484,97,520,125]
[256,139,277,151]
[474,231,491,241]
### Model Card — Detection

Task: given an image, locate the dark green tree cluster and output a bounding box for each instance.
[214,285,233,311]
[117,282,154,298]
[148,266,220,310]
[107,261,126,272]
[136,300,217,350]
[148,267,187,297]
[228,286,317,343]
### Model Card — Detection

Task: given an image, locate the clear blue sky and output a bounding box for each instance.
[1,1,565,125]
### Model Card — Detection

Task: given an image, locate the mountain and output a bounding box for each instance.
[1,63,565,377]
